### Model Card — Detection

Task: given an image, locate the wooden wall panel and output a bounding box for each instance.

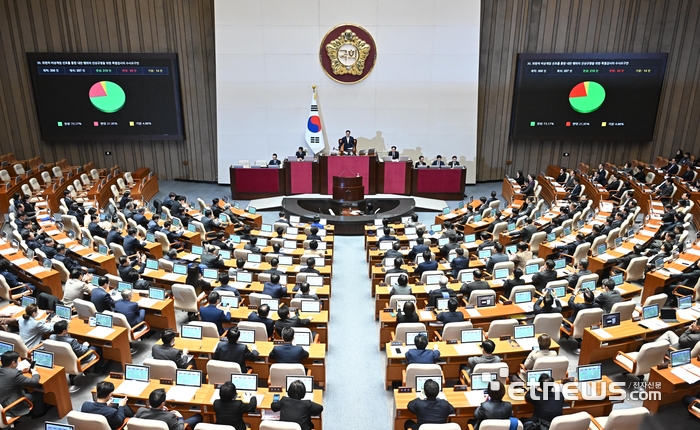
[478,0,700,181]
[0,0,217,182]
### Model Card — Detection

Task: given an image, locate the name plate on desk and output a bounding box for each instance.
[110,372,124,379]
[398,387,412,393]
[383,308,394,313]
[274,340,284,345]
[391,341,402,346]
[446,339,458,345]
[453,385,468,392]
[160,378,173,385]
[500,335,511,341]
[269,386,282,393]
[248,305,258,310]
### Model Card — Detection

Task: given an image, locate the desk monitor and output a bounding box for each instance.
[66,230,75,240]
[42,258,53,269]
[0,341,13,355]
[546,233,556,242]
[218,214,228,223]
[534,211,541,220]
[283,240,297,249]
[508,223,516,232]
[405,331,429,346]
[611,273,624,286]
[614,237,623,248]
[260,298,279,311]
[149,287,166,301]
[442,207,450,215]
[431,224,443,233]
[314,241,327,250]
[246,207,257,214]
[477,295,495,308]
[96,313,113,328]
[26,248,35,260]
[192,245,203,255]
[670,348,692,367]
[310,257,325,267]
[293,331,311,346]
[596,244,607,256]
[181,325,202,340]
[230,374,258,392]
[278,255,293,266]
[33,350,54,369]
[563,226,572,236]
[91,276,101,286]
[473,214,483,223]
[286,227,299,236]
[514,324,535,339]
[478,249,492,259]
[146,259,159,270]
[379,241,393,250]
[577,220,585,230]
[125,364,150,382]
[460,329,483,344]
[465,234,476,243]
[81,237,91,248]
[173,264,188,275]
[405,227,417,236]
[176,369,202,387]
[514,291,532,304]
[21,296,36,308]
[235,272,253,284]
[171,217,181,227]
[202,269,218,280]
[551,286,566,298]
[289,216,301,224]
[643,304,659,320]
[577,363,602,382]
[581,280,597,291]
[678,295,692,310]
[437,238,449,247]
[300,300,321,313]
[220,295,239,309]
[247,253,262,264]
[494,268,510,280]
[55,304,72,320]
[460,272,474,283]
[307,276,323,287]
[286,375,313,394]
[187,224,197,233]
[230,236,241,244]
[425,274,442,285]
[416,376,442,394]
[261,224,273,233]
[458,201,465,209]
[654,257,664,270]
[436,298,450,311]
[257,238,269,247]
[554,259,566,270]
[233,201,241,209]
[118,281,132,292]
[46,423,73,430]
[238,329,255,344]
[505,245,517,255]
[525,264,539,275]
[219,250,231,260]
[145,233,155,243]
[526,369,552,384]
[396,300,416,312]
[602,312,620,328]
[471,373,496,391]
[374,219,384,226]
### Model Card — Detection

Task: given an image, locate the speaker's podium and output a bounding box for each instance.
[332,176,363,202]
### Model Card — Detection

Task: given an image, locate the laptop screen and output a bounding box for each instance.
[220,296,239,308]
[202,269,218,280]
[437,237,449,247]
[230,236,241,244]
[176,369,202,387]
[442,207,450,215]
[259,299,279,311]
[526,369,552,384]
[231,374,258,391]
[146,233,155,243]
[146,259,158,270]
[494,268,509,280]
[55,304,72,320]
[286,227,299,235]
[436,298,450,311]
[287,375,313,393]
[514,291,532,304]
[91,276,101,286]
[460,329,483,343]
[283,240,297,249]
[551,286,566,298]
[118,281,132,292]
[678,295,692,310]
[563,226,572,236]
[670,348,692,367]
[21,296,36,307]
[149,287,166,300]
[460,272,474,283]
[181,325,202,340]
[192,245,203,255]
[597,244,607,255]
[0,341,13,355]
[431,224,443,233]
[405,331,428,345]
[125,364,150,382]
[188,224,197,233]
[46,423,74,430]
[379,241,393,250]
[247,207,256,214]
[405,227,416,235]
[525,264,539,275]
[219,250,231,260]
[415,376,442,393]
[611,274,624,286]
[602,312,620,328]
[289,216,300,224]
[643,304,659,320]
[477,295,495,307]
[396,300,416,312]
[261,224,273,233]
[173,264,188,275]
[654,257,665,270]
[425,274,442,285]
[33,350,54,369]
[614,237,623,248]
[508,223,516,232]
[547,233,556,242]
[465,234,476,243]
[42,258,53,269]
[238,329,255,344]
[581,280,597,291]
[505,245,517,255]
[81,237,91,247]
[293,331,311,346]
[478,249,492,259]
[473,215,482,222]
[471,373,496,391]
[247,253,262,263]
[514,324,535,339]
[554,259,566,270]
[236,272,253,283]
[278,256,293,266]
[96,313,112,328]
[307,276,323,287]
[300,300,321,313]
[577,364,602,382]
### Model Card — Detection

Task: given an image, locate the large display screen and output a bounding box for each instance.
[27,53,184,141]
[510,53,667,141]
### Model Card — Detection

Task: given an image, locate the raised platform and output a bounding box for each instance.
[251,193,447,212]
[282,197,415,235]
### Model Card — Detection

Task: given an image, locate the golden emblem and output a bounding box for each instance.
[325,29,371,76]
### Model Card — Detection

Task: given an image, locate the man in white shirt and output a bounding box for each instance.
[62,269,94,306]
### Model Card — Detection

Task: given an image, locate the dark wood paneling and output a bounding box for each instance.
[478,0,700,181]
[0,0,217,182]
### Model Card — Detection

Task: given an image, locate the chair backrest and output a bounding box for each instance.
[549,412,590,430]
[643,293,668,309]
[395,323,427,342]
[605,228,621,248]
[127,417,169,430]
[526,258,544,269]
[420,270,444,284]
[234,249,251,260]
[532,356,567,380]
[468,289,496,305]
[268,363,305,387]
[610,301,636,321]
[404,364,442,388]
[533,313,563,343]
[43,339,80,375]
[237,321,269,342]
[74,298,97,320]
[602,407,649,430]
[389,295,416,312]
[0,170,10,182]
[487,319,518,339]
[471,362,509,384]
[590,235,607,254]
[441,321,474,341]
[29,177,41,191]
[249,293,272,307]
[0,331,28,358]
[259,422,302,430]
[191,220,206,242]
[188,321,221,338]
[572,308,604,338]
[158,258,174,272]
[625,257,648,282]
[194,425,236,430]
[171,284,198,312]
[110,243,126,260]
[529,232,547,255]
[571,242,591,266]
[154,231,171,252]
[477,421,523,430]
[574,273,599,290]
[142,358,177,380]
[66,410,112,430]
[52,166,63,178]
[632,341,669,376]
[13,164,25,175]
[492,222,508,241]
[206,360,243,385]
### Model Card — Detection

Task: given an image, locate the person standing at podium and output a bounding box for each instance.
[431,155,445,167]
[339,130,356,155]
[388,146,400,160]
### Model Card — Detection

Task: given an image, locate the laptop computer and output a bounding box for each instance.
[514,290,532,304]
[525,264,539,275]
[191,245,203,256]
[176,369,202,387]
[415,376,445,399]
[461,329,483,344]
[514,324,536,349]
[55,304,72,320]
[406,331,429,346]
[97,244,109,255]
[286,227,299,236]
[235,271,253,284]
[471,373,497,391]
[431,224,443,233]
[396,299,416,312]
[577,363,602,382]
[173,264,188,275]
[554,259,566,270]
[547,232,556,242]
[643,304,659,320]
[146,259,159,270]
[379,241,393,250]
[465,234,476,243]
[293,331,312,350]
[436,298,450,311]
[286,375,314,400]
[477,295,495,308]
[149,287,166,301]
[219,250,231,260]
[181,325,203,340]
[247,253,262,264]
[478,249,492,259]
[118,281,133,292]
[21,296,36,308]
[581,280,597,291]
[0,341,13,355]
[220,295,239,308]
[660,308,679,323]
[460,272,474,283]
[33,350,54,369]
[260,298,279,311]
[602,312,621,328]
[307,276,323,287]
[125,364,150,382]
[678,295,692,310]
[670,348,692,367]
[46,423,74,430]
[145,233,155,243]
[202,268,218,280]
[278,255,293,266]
[230,374,258,392]
[261,224,273,233]
[507,223,516,232]
[425,274,442,285]
[505,245,517,255]
[610,273,624,286]
[526,369,552,384]
[494,268,510,280]
[96,313,113,328]
[563,226,572,236]
[238,329,256,344]
[300,300,321,313]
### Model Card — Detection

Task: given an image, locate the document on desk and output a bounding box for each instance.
[56,238,72,244]
[640,230,656,237]
[464,391,487,406]
[592,328,613,339]
[43,229,60,236]
[87,327,115,338]
[630,238,646,245]
[114,380,149,396]
[419,311,434,320]
[1,305,24,315]
[682,364,700,377]
[423,285,440,293]
[517,303,534,313]
[465,308,481,317]
[548,241,564,248]
[616,247,632,256]
[638,319,669,331]
[676,259,695,267]
[515,337,539,350]
[244,263,261,270]
[0,248,17,256]
[166,386,199,402]
[678,309,700,321]
[671,367,700,384]
[137,298,157,308]
[452,343,483,356]
[26,266,48,274]
[161,273,182,281]
[597,254,615,261]
[180,253,197,261]
[69,245,86,252]
[685,248,700,257]
[262,410,281,420]
[11,258,31,266]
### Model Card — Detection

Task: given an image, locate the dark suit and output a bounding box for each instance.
[450,256,470,278]
[405,348,440,364]
[54,252,81,272]
[474,400,513,429]
[485,253,509,274]
[522,181,535,197]
[274,316,310,336]
[114,300,145,327]
[270,396,323,430]
[133,213,149,228]
[567,269,592,288]
[201,252,225,269]
[568,295,600,323]
[213,341,259,371]
[340,135,355,152]
[106,230,123,247]
[134,407,202,430]
[89,222,109,238]
[123,235,145,255]
[262,282,287,298]
[594,289,622,313]
[405,397,455,429]
[414,260,439,278]
[503,278,525,300]
[81,401,130,430]
[436,311,464,324]
[213,398,258,430]
[531,269,557,292]
[460,280,490,300]
[199,304,231,335]
[248,312,274,337]
[520,225,538,244]
[268,159,282,166]
[431,160,446,167]
[269,343,309,363]
[388,151,400,160]
[667,164,680,175]
[151,344,190,368]
[408,244,430,261]
[91,287,115,312]
[415,161,427,168]
[570,184,583,200]
[428,287,457,307]
[0,367,43,417]
[201,216,218,232]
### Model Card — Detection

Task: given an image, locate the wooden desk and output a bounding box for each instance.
[645,360,700,413]
[68,318,132,370]
[34,365,72,418]
[641,245,700,304]
[37,221,118,276]
[228,306,329,346]
[502,178,524,204]
[0,243,63,298]
[132,294,177,332]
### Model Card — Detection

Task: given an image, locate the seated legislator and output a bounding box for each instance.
[594,278,621,313]
[485,243,509,274]
[566,258,592,288]
[274,305,310,336]
[521,334,557,372]
[268,153,281,166]
[114,289,146,327]
[377,227,397,244]
[262,274,288,299]
[450,248,470,278]
[92,276,116,312]
[407,236,429,262]
[387,257,409,275]
[503,268,525,300]
[460,269,489,301]
[0,351,45,418]
[531,260,557,292]
[265,258,285,276]
[472,381,513,430]
[389,274,412,296]
[523,374,565,427]
[152,329,192,369]
[305,240,325,258]
[405,334,440,364]
[213,381,257,430]
[88,214,109,238]
[338,130,356,155]
[533,290,562,315]
[213,327,259,371]
[213,272,241,297]
[299,257,320,275]
[428,276,457,307]
[384,242,403,260]
[270,327,309,363]
[403,379,455,430]
[199,292,232,336]
[448,156,460,168]
[431,155,445,167]
[202,245,227,270]
[658,318,700,350]
[134,388,202,430]
[271,380,323,430]
[307,226,322,241]
[62,269,94,306]
[397,301,419,323]
[414,250,438,278]
[19,304,54,349]
[510,242,533,271]
[439,234,460,259]
[294,282,320,301]
[123,227,147,256]
[81,381,134,429]
[248,304,274,338]
[467,339,502,373]
[437,298,464,325]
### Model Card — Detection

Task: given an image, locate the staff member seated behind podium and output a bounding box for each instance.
[406,334,440,364]
[270,327,309,363]
[338,130,356,155]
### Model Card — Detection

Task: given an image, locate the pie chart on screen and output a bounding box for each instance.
[569,81,605,114]
[89,81,126,113]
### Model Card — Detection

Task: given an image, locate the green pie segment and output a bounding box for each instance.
[569,81,605,114]
[89,81,126,113]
